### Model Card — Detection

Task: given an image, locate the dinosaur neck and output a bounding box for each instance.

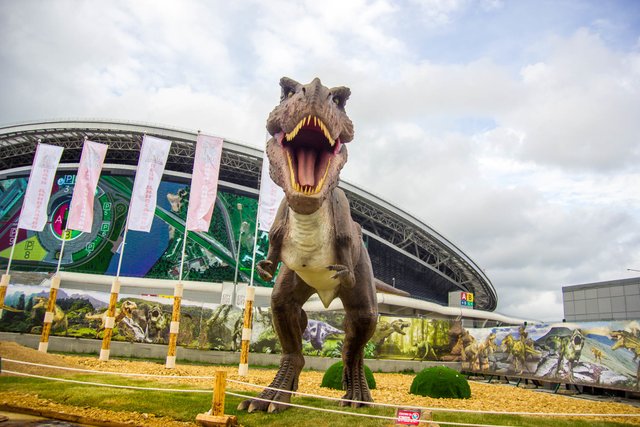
[287,200,333,252]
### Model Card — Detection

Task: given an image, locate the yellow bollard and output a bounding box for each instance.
[38,275,61,353]
[99,278,121,361]
[165,282,183,368]
[0,274,10,319]
[238,286,255,376]
[196,370,238,427]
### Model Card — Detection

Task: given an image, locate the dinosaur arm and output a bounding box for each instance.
[328,189,358,287]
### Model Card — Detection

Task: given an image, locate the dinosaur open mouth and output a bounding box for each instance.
[276,115,341,195]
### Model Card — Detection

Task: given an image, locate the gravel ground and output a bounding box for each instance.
[1,341,640,426]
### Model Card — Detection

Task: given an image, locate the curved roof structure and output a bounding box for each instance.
[0,119,497,311]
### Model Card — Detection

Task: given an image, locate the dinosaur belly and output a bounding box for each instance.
[281,205,339,307]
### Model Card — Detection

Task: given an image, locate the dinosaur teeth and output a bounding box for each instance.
[285,115,336,146]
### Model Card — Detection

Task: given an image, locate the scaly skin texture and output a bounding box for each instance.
[237,77,377,413]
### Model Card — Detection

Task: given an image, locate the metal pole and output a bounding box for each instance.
[4,224,19,275]
[39,229,69,352]
[166,226,189,368]
[0,225,19,319]
[100,223,129,361]
[233,203,243,286]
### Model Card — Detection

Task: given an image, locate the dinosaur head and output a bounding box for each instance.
[266,77,354,214]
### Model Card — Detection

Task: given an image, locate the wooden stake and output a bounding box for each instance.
[195,370,238,427]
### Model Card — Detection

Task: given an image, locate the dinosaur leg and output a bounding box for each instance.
[338,260,377,407]
[238,268,314,413]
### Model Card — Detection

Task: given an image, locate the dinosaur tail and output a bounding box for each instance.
[375,278,410,297]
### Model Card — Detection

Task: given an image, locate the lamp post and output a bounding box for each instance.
[628,268,640,273]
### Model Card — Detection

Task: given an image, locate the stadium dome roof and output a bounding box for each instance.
[0,119,497,311]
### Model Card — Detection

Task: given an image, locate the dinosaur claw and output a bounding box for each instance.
[237,400,250,411]
[257,260,275,281]
[268,402,285,413]
[327,264,355,287]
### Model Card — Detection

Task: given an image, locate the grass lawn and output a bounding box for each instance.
[0,374,637,427]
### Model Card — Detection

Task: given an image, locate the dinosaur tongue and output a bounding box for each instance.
[297,148,317,187]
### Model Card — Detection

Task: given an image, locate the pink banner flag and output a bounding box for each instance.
[186,134,224,232]
[128,135,172,232]
[17,143,64,231]
[257,153,284,232]
[67,140,108,233]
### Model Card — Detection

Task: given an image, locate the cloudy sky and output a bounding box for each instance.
[1,1,639,321]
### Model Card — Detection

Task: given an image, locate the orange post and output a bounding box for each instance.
[238,286,255,376]
[99,278,120,361]
[165,282,183,368]
[0,274,10,319]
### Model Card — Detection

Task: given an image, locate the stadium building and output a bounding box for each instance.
[0,120,523,326]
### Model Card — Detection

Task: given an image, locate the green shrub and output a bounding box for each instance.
[409,366,470,399]
[320,361,376,390]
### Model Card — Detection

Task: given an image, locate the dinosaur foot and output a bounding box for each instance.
[237,354,304,413]
[340,360,373,408]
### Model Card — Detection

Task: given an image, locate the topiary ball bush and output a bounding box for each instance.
[410,366,470,399]
[320,361,376,390]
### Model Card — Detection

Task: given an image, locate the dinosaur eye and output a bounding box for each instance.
[332,96,343,108]
[281,87,295,102]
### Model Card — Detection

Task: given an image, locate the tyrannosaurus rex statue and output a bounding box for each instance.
[238,77,399,413]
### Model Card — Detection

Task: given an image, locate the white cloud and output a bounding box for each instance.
[0,1,638,323]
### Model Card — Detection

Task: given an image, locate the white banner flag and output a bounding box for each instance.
[67,140,108,233]
[185,134,224,232]
[257,154,284,232]
[17,143,64,231]
[128,135,172,232]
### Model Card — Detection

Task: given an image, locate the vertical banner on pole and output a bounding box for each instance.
[17,143,65,232]
[257,154,284,232]
[1,143,63,320]
[101,135,171,361]
[40,140,107,352]
[185,134,224,232]
[128,135,172,232]
[67,140,109,232]
[166,134,223,369]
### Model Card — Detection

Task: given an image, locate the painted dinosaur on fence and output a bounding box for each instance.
[238,77,406,413]
[31,296,68,335]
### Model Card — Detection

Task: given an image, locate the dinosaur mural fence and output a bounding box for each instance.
[2,281,639,392]
[462,321,640,392]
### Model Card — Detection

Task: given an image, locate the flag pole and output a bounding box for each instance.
[0,223,20,319]
[99,220,129,361]
[38,228,69,352]
[166,225,188,368]
[239,138,272,376]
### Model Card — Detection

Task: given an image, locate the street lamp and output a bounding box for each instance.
[628,268,640,273]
